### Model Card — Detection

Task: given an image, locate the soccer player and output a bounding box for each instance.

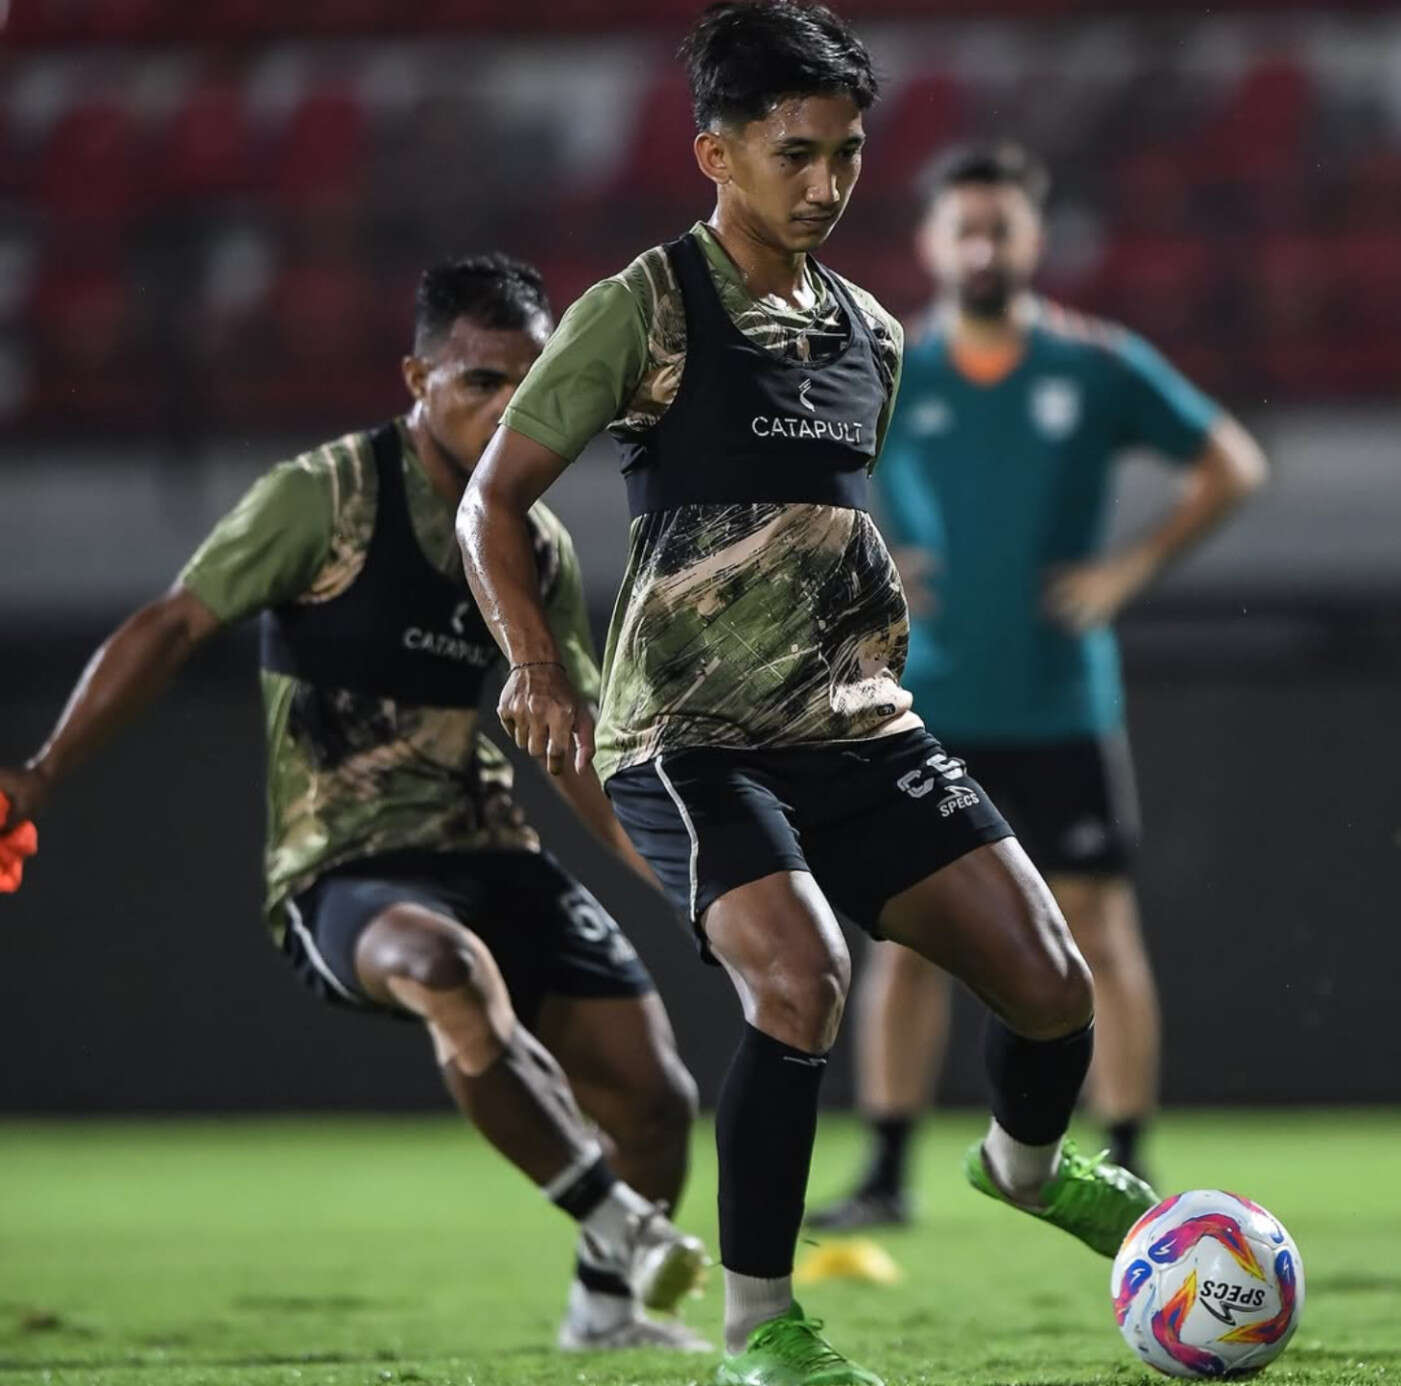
[809,144,1268,1231]
[0,256,711,1353]
[457,6,1159,1382]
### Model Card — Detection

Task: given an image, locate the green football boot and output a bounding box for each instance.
[963,1136,1159,1258]
[715,1303,884,1386]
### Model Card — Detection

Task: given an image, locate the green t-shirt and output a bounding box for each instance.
[502,223,917,780]
[180,420,599,934]
[878,305,1220,740]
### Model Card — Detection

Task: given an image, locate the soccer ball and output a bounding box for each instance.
[1111,1189,1304,1378]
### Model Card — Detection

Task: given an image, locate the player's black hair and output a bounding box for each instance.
[679,1,878,131]
[413,253,551,355]
[925,141,1051,208]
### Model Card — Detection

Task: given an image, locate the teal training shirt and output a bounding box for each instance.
[876,302,1220,743]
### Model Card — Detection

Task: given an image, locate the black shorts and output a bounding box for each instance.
[279,848,654,1027]
[606,729,1012,957]
[952,733,1140,876]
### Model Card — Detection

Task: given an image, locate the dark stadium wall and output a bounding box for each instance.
[2,624,1397,1113]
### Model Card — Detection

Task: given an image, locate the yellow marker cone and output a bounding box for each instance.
[793,1236,904,1286]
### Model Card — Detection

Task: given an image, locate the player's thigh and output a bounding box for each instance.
[534,990,697,1138]
[807,729,1013,939]
[878,837,1092,1039]
[705,870,853,1051]
[606,749,811,962]
[353,900,504,1005]
[795,729,1088,1035]
[284,868,491,1013]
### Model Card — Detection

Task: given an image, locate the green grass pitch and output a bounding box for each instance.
[2,1110,1397,1385]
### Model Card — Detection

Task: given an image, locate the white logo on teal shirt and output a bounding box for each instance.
[910,397,953,437]
[1030,377,1081,439]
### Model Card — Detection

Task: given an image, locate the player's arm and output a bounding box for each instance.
[527,512,664,891]
[1046,339,1268,633]
[461,432,583,774]
[0,586,223,832]
[0,462,331,834]
[458,278,650,776]
[549,763,665,894]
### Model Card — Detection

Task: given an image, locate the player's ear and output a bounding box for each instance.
[401,354,428,402]
[694,129,731,187]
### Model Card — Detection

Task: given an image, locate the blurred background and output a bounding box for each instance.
[2,0,1398,1114]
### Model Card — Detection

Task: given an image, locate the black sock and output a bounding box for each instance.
[716,1022,828,1278]
[1106,1117,1145,1173]
[985,1018,1094,1145]
[548,1151,616,1221]
[574,1253,631,1298]
[858,1115,914,1198]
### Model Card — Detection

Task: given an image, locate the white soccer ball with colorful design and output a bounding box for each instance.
[1111,1189,1304,1377]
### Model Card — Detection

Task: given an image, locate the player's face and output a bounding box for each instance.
[921,183,1043,318]
[705,94,866,253]
[402,314,549,477]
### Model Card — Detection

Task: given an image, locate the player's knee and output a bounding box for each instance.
[756,948,850,1052]
[1012,949,1095,1040]
[366,908,482,994]
[363,912,515,1073]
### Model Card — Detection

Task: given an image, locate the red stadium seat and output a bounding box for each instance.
[269,84,367,214]
[155,75,257,204]
[1190,57,1314,186]
[269,258,373,359]
[1249,233,1333,337]
[25,247,161,429]
[1110,148,1194,235]
[1333,231,1401,335]
[1341,148,1401,233]
[84,0,171,39]
[604,70,702,209]
[1079,235,1223,385]
[236,256,398,425]
[37,98,146,226]
[860,71,964,198]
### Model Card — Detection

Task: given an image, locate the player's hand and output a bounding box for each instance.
[1043,548,1158,633]
[0,765,50,832]
[891,546,940,619]
[497,662,595,776]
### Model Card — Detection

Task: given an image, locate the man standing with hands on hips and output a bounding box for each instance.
[811,142,1268,1232]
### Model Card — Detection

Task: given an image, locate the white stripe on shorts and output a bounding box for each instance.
[653,754,700,922]
[285,898,361,1004]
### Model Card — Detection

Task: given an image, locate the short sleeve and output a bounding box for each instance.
[501,278,651,462]
[179,461,334,624]
[1111,330,1220,463]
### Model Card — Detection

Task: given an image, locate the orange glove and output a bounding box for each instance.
[0,793,38,892]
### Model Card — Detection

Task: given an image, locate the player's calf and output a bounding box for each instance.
[598,1061,697,1199]
[356,906,710,1342]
